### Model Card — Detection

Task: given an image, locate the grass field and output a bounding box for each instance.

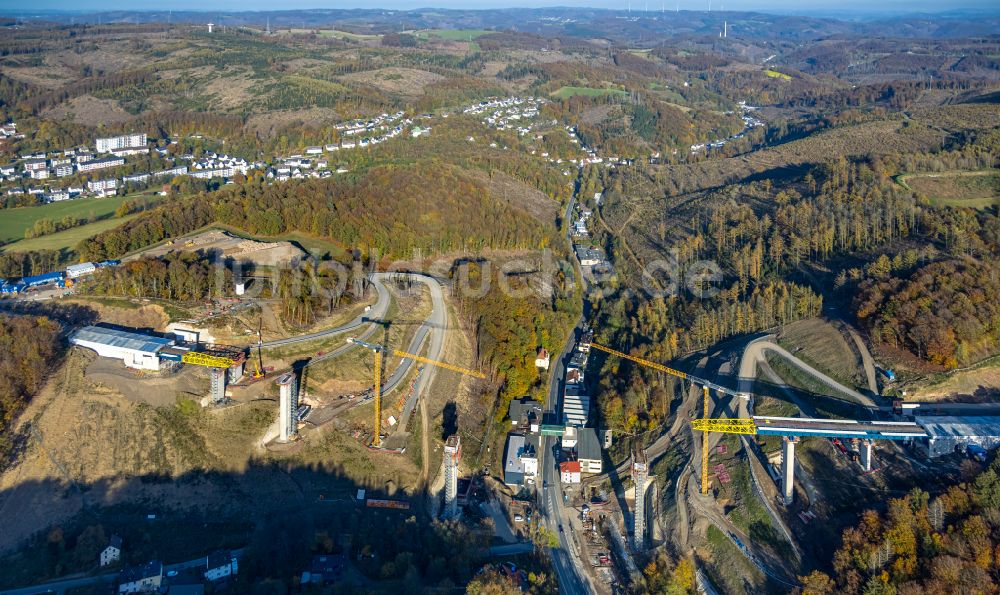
[703,524,768,594]
[417,29,493,40]
[898,170,999,209]
[763,69,793,81]
[3,214,142,253]
[0,194,157,246]
[312,29,380,41]
[551,86,629,100]
[776,318,863,389]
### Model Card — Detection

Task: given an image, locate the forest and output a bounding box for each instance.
[0,315,63,463]
[800,457,1000,595]
[591,279,822,432]
[85,253,224,302]
[856,259,1000,368]
[78,162,551,262]
[454,260,580,415]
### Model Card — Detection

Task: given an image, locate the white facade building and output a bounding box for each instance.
[87,178,118,194]
[100,535,122,567]
[78,156,124,172]
[67,262,97,279]
[205,551,238,582]
[118,561,162,593]
[96,133,146,153]
[70,326,175,371]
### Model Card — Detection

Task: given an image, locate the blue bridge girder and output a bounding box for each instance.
[752,416,927,441]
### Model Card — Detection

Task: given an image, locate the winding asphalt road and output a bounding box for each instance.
[262,273,446,400]
[739,337,877,409]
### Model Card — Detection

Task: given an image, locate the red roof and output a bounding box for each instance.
[560,461,581,473]
[537,348,549,358]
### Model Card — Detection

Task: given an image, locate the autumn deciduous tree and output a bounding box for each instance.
[806,460,1000,595]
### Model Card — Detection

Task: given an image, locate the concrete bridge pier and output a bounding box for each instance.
[861,439,873,472]
[782,436,798,505]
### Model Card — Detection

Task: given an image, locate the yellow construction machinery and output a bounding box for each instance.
[589,343,748,494]
[181,350,236,368]
[347,337,487,448]
[180,345,246,402]
[690,418,758,435]
[252,314,265,380]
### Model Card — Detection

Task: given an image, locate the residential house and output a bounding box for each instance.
[77,156,124,172]
[204,550,238,582]
[189,167,235,179]
[87,178,118,195]
[534,348,550,370]
[118,560,163,593]
[508,397,542,433]
[302,554,347,585]
[54,164,74,177]
[560,460,581,484]
[574,245,603,267]
[96,133,146,153]
[23,158,47,173]
[503,434,540,488]
[561,425,578,449]
[100,535,122,567]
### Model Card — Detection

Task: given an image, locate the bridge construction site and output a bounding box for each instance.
[510,325,1000,593]
[58,272,1000,594]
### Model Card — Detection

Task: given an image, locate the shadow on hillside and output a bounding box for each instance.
[0,458,502,592]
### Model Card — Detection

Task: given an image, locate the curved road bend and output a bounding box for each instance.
[739,338,876,410]
[262,273,446,400]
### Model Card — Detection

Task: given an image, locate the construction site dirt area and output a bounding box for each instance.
[0,348,375,558]
[133,229,306,267]
[912,364,1000,402]
[85,355,208,407]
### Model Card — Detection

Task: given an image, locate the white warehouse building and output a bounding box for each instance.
[66,262,97,279]
[70,325,181,371]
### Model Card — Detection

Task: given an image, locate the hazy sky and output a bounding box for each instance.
[3,0,998,14]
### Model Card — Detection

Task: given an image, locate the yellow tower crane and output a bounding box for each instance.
[347,337,487,448]
[589,343,749,494]
[181,345,246,402]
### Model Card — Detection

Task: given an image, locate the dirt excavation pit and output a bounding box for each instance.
[134,229,307,268]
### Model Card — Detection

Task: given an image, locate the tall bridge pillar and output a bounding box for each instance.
[443,435,461,519]
[210,368,226,403]
[781,436,798,506]
[277,372,299,442]
[632,448,648,550]
[861,439,873,472]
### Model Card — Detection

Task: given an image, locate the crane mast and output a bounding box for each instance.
[590,342,748,494]
[347,337,485,448]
